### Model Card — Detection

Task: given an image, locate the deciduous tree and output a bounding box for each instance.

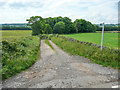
[26,16,45,35]
[44,24,53,34]
[53,21,65,34]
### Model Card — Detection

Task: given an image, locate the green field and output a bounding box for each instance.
[51,36,119,69]
[1,30,32,41]
[61,33,119,49]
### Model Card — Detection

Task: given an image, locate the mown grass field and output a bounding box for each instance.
[61,33,119,49]
[1,30,32,41]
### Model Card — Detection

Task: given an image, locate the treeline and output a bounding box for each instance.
[96,26,118,31]
[2,23,26,26]
[1,26,31,30]
[26,16,97,35]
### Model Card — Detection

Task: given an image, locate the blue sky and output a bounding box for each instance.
[0,0,119,24]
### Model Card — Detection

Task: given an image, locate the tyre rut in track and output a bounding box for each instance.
[2,40,119,88]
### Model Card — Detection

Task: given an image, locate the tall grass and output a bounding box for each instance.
[45,39,54,50]
[2,36,40,80]
[1,30,32,41]
[51,36,119,69]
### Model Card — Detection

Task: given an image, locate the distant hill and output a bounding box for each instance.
[1,23,29,27]
[0,23,118,27]
[0,23,31,30]
[0,23,118,30]
[96,24,118,27]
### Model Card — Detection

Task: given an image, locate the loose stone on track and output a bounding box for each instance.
[2,40,119,88]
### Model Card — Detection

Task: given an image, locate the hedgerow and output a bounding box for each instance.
[2,36,40,80]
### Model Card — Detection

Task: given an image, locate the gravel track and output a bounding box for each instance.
[2,40,119,88]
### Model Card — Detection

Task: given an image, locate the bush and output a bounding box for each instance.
[38,34,54,40]
[2,36,40,80]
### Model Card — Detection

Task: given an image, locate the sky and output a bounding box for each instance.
[0,0,119,24]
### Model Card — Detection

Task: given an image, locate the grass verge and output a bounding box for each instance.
[2,36,40,80]
[61,33,119,49]
[51,36,119,69]
[45,39,54,50]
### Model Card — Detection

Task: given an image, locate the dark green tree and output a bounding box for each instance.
[74,19,96,33]
[45,16,76,34]
[44,24,53,34]
[63,17,76,34]
[53,21,65,34]
[26,16,45,35]
[69,23,76,33]
[45,17,54,29]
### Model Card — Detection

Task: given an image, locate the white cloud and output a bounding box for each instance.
[0,0,119,24]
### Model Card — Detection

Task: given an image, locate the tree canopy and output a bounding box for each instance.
[53,21,65,34]
[44,24,53,34]
[26,16,45,35]
[26,16,97,35]
[74,19,96,33]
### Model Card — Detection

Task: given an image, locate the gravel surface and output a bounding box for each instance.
[2,40,119,88]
